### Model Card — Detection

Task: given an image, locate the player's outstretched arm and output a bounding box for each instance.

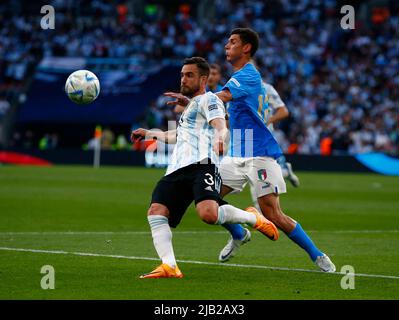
[267,105,289,126]
[164,129,177,144]
[215,89,233,103]
[210,118,228,155]
[131,128,177,144]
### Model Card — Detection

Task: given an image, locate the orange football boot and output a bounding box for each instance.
[245,207,279,241]
[140,263,184,279]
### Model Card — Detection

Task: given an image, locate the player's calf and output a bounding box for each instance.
[257,194,333,269]
[257,194,296,233]
[197,200,278,241]
[196,200,257,227]
[265,209,296,233]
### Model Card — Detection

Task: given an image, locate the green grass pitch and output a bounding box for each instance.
[0,165,398,299]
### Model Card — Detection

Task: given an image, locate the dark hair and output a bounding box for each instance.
[210,63,221,73]
[183,57,210,77]
[230,28,259,57]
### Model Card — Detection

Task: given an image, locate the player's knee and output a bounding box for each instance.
[197,206,218,224]
[147,203,169,217]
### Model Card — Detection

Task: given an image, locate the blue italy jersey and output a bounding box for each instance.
[222,63,282,159]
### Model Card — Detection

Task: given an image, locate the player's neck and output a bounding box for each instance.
[232,56,250,72]
[192,88,206,98]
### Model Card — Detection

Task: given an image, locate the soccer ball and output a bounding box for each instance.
[65,70,100,104]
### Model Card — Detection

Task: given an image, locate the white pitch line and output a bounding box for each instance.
[0,230,398,236]
[0,246,399,280]
[0,231,226,236]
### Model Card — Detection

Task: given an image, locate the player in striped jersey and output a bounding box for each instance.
[131,57,278,278]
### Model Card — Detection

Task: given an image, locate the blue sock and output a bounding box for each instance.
[288,223,323,261]
[222,223,246,240]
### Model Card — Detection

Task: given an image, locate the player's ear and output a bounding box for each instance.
[242,43,252,56]
[200,75,208,86]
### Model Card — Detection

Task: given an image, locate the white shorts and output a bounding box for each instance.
[219,156,287,197]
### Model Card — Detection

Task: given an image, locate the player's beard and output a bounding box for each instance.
[180,83,200,98]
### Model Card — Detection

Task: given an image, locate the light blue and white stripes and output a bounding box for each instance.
[148,215,169,229]
[165,92,225,176]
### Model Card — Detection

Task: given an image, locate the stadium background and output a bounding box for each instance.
[0,0,399,300]
[0,0,398,171]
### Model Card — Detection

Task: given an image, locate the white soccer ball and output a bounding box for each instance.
[65,70,100,104]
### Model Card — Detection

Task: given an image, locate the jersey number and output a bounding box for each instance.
[204,173,214,186]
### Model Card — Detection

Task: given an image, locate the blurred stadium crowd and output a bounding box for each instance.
[0,0,398,155]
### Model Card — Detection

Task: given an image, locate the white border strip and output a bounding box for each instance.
[0,246,398,280]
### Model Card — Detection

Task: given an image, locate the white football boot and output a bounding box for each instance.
[315,254,336,273]
[219,228,251,262]
[286,162,300,187]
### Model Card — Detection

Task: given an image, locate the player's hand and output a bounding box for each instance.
[164,92,190,107]
[130,128,148,142]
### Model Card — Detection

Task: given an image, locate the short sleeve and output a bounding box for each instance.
[223,64,261,101]
[202,94,225,123]
[222,72,250,100]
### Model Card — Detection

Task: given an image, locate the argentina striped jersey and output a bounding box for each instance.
[165,92,225,176]
[262,82,285,132]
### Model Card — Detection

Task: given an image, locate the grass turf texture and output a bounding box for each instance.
[0,165,398,299]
